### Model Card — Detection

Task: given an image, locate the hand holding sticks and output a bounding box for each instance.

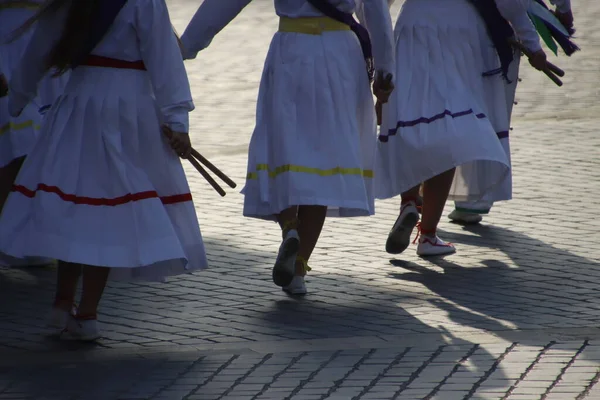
[508,39,565,87]
[161,126,237,197]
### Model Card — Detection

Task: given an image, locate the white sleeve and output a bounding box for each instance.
[495,0,543,52]
[361,0,395,75]
[8,8,66,117]
[180,0,252,60]
[550,0,571,13]
[136,0,194,133]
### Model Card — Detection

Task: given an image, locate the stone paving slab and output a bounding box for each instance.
[2,0,600,399]
[2,340,600,399]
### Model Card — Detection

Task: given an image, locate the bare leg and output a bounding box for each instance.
[54,261,82,312]
[421,168,456,233]
[77,266,110,318]
[295,205,327,276]
[0,156,24,213]
[276,206,299,235]
[401,185,421,206]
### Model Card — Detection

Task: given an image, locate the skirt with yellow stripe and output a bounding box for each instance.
[241,21,377,220]
[0,5,43,167]
[0,97,41,167]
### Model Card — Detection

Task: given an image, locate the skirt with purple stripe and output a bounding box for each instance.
[375,0,510,202]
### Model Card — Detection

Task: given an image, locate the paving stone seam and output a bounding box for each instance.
[500,341,556,400]
[576,367,600,400]
[541,340,589,399]
[215,353,273,400]
[318,348,376,400]
[249,352,308,400]
[283,350,342,400]
[423,344,480,400]
[178,355,238,400]
[464,342,518,399]
[352,347,411,400]
[392,345,446,399]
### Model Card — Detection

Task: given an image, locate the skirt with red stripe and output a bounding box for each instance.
[0,65,208,281]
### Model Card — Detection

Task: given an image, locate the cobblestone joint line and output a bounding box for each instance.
[319,348,376,400]
[576,358,600,400]
[250,352,308,400]
[392,345,447,399]
[424,344,480,400]
[541,340,589,399]
[501,342,556,400]
[464,342,518,400]
[180,355,239,400]
[216,354,273,400]
[352,347,411,400]
[284,351,342,400]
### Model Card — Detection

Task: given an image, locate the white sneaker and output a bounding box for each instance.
[417,235,456,257]
[386,201,420,254]
[448,209,483,224]
[60,317,100,342]
[283,276,307,295]
[273,229,300,287]
[46,307,76,335]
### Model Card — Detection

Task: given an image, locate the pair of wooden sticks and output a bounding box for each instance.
[162,126,237,197]
[509,39,565,87]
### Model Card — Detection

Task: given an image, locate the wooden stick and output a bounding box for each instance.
[161,126,229,196]
[509,39,563,87]
[162,126,237,188]
[188,156,227,197]
[190,148,237,189]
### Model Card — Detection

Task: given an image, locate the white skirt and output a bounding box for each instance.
[450,46,522,204]
[376,0,510,202]
[0,8,41,167]
[37,72,70,116]
[0,67,208,281]
[242,29,377,220]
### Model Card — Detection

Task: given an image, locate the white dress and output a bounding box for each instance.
[181,0,395,220]
[376,0,512,202]
[0,1,42,167]
[0,0,208,281]
[452,0,545,213]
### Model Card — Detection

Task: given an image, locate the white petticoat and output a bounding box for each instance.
[242,29,377,220]
[0,67,208,281]
[376,0,510,202]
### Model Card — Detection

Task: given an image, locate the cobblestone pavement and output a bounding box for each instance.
[1,1,600,399]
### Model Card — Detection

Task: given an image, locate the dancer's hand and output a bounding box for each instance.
[0,74,8,98]
[162,125,192,159]
[373,70,394,104]
[528,49,548,71]
[554,10,574,33]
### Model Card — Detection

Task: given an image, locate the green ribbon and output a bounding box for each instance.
[530,14,558,56]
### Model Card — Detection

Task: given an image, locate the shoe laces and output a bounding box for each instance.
[412,223,437,244]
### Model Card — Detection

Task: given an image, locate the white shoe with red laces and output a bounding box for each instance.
[60,316,101,342]
[47,304,77,334]
[417,234,456,257]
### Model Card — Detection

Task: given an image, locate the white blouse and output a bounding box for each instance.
[496,0,543,52]
[8,0,193,132]
[181,0,395,75]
